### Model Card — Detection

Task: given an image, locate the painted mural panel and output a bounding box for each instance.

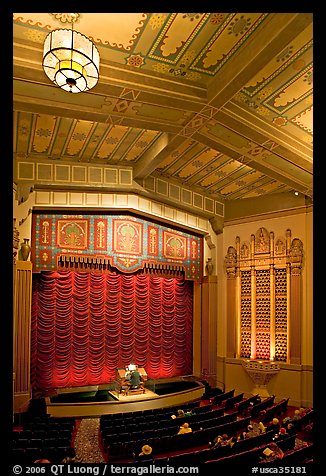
[31,213,202,281]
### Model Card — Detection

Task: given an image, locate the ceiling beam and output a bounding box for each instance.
[220,104,312,166]
[211,110,312,173]
[207,13,313,109]
[133,134,187,180]
[193,131,313,197]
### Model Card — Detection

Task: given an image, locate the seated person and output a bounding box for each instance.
[273,427,288,441]
[119,368,132,393]
[129,369,142,389]
[177,422,192,434]
[268,417,281,434]
[171,409,185,419]
[134,444,154,464]
[258,421,267,433]
[213,433,231,448]
[260,442,284,462]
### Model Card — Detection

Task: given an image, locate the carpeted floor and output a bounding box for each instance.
[74,417,105,463]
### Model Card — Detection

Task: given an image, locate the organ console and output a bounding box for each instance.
[116,366,148,395]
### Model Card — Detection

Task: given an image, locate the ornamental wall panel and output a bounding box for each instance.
[225,227,303,363]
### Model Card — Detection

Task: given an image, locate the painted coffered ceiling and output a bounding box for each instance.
[13,12,313,208]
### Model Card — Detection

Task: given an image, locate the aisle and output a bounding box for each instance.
[74,417,105,463]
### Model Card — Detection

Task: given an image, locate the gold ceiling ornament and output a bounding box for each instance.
[51,13,81,23]
[42,13,100,94]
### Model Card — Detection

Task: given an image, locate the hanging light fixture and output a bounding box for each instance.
[42,15,100,93]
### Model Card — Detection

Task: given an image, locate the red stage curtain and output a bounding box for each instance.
[31,271,193,390]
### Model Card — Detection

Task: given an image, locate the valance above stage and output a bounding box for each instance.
[31,212,203,281]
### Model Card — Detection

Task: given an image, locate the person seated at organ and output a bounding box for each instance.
[129,368,142,389]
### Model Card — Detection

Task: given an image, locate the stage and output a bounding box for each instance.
[45,377,205,418]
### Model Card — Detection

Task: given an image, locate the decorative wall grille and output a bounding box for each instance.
[275,268,288,361]
[225,227,303,363]
[240,270,251,358]
[255,269,271,359]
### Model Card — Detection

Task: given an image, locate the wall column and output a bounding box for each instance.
[270,232,275,360]
[13,261,33,413]
[289,238,304,365]
[201,275,218,386]
[225,246,237,358]
[250,234,256,359]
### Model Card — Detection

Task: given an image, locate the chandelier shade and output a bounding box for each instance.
[42,29,100,93]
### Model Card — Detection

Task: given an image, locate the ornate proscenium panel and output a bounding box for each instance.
[31,213,202,280]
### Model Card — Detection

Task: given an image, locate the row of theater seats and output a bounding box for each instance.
[99,388,248,436]
[101,405,221,436]
[101,388,310,461]
[204,433,298,467]
[102,410,237,447]
[155,430,297,465]
[103,414,253,460]
[100,400,202,426]
[100,390,283,453]
[12,416,76,464]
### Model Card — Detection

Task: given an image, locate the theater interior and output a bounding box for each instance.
[11,12,314,467]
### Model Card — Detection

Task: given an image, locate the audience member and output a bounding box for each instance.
[210,433,230,448]
[285,422,296,436]
[171,409,185,418]
[238,429,247,441]
[245,424,258,438]
[258,421,266,433]
[209,434,222,447]
[134,444,154,463]
[273,426,288,441]
[260,442,284,462]
[282,415,292,427]
[292,408,309,429]
[228,435,238,448]
[177,422,192,434]
[268,417,280,434]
